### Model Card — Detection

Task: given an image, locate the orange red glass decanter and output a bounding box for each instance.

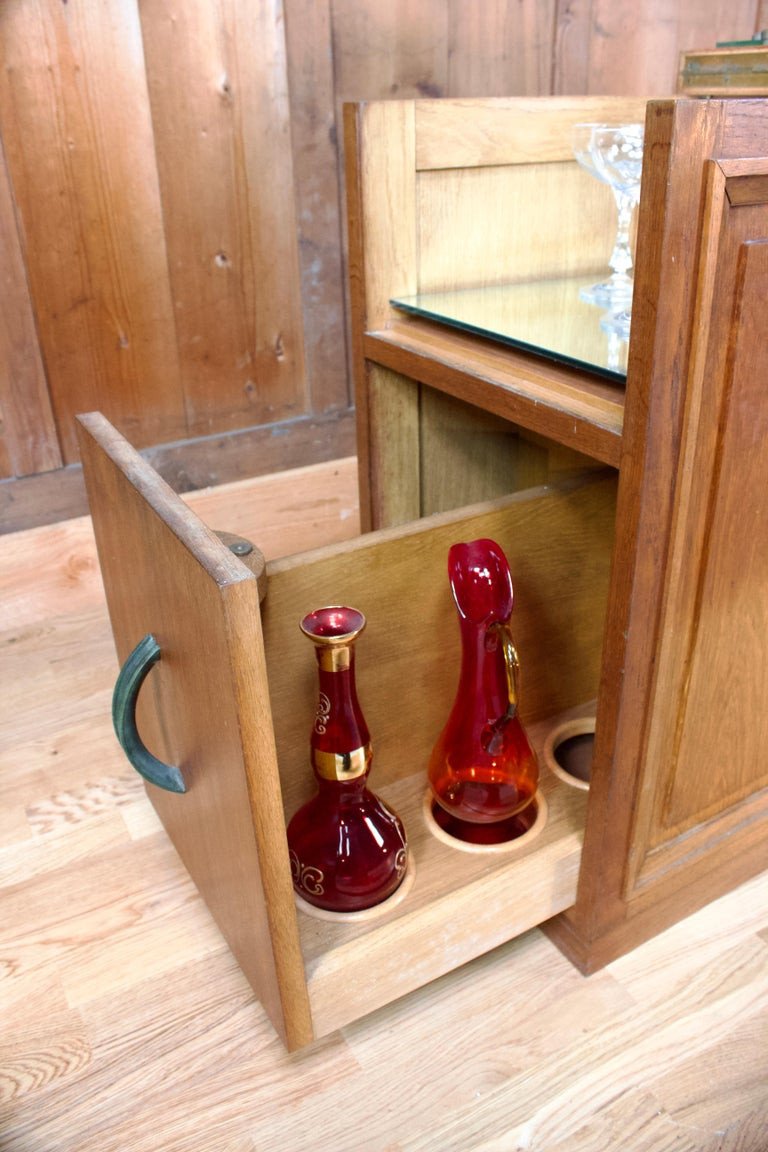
[428,538,539,843]
[287,606,408,913]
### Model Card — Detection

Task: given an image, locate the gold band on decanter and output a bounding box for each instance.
[316,645,352,672]
[312,744,371,781]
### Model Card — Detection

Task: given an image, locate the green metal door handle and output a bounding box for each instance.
[112,634,187,794]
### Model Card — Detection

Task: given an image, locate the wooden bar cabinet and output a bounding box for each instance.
[79,95,768,1052]
[344,94,768,976]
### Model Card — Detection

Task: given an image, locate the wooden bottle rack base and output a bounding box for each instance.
[78,412,615,1049]
[297,702,592,1038]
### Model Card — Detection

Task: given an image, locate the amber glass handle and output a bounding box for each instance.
[491,622,520,719]
[112,633,186,794]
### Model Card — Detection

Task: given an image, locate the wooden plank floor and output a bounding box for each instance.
[1,457,767,1152]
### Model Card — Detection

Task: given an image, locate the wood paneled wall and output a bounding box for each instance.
[0,0,761,529]
[0,0,311,472]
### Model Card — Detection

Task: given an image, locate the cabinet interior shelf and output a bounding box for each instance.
[365,319,625,469]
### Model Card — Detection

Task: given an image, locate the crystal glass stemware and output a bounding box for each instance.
[572,122,644,309]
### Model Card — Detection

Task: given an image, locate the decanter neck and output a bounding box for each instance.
[311,648,371,783]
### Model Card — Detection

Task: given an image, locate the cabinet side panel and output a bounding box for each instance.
[344,100,417,530]
[366,365,421,527]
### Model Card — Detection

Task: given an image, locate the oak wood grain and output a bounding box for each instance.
[343,99,418,527]
[365,364,421,527]
[0,139,61,479]
[284,0,350,416]
[364,322,624,469]
[301,736,588,1037]
[347,94,768,984]
[550,98,768,966]
[1,0,761,497]
[77,411,617,1047]
[139,0,307,436]
[256,474,613,1037]
[76,412,313,1050]
[345,96,635,533]
[413,96,648,169]
[1,460,766,1150]
[0,0,186,462]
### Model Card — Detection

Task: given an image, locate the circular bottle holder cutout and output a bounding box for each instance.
[542,717,595,791]
[422,790,548,855]
[293,858,416,923]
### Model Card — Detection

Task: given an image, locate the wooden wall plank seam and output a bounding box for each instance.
[138,0,308,438]
[0,0,187,462]
[0,134,61,478]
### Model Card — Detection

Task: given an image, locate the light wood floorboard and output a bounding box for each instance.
[1,457,766,1151]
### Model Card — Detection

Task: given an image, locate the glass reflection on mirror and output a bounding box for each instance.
[390,123,646,376]
[391,277,629,381]
[572,122,644,340]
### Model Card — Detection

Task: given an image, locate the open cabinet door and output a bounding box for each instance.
[76,412,313,1050]
[546,99,768,971]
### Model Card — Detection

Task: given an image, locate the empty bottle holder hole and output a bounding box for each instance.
[543,718,595,791]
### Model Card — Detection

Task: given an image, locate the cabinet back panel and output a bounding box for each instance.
[412,96,648,291]
[416,162,617,289]
[413,97,649,170]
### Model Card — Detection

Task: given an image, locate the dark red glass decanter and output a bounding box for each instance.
[287,606,408,913]
[428,539,538,835]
